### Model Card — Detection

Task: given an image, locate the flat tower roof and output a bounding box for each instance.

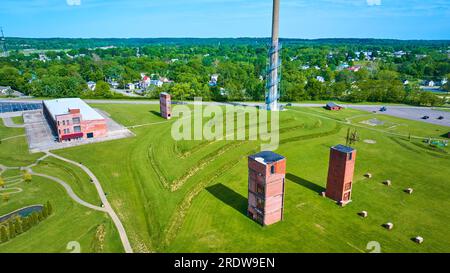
[43,98,104,121]
[249,151,285,164]
[332,144,355,154]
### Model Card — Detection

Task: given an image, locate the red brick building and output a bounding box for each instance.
[325,145,356,206]
[247,151,286,226]
[43,98,107,142]
[160,92,171,119]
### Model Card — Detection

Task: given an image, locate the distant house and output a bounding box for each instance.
[106,78,119,89]
[403,80,410,85]
[141,75,151,89]
[160,77,173,84]
[38,53,49,62]
[126,83,135,91]
[209,74,219,87]
[442,78,448,86]
[325,102,343,111]
[316,76,325,83]
[0,86,12,95]
[348,66,361,72]
[87,81,96,91]
[428,81,435,87]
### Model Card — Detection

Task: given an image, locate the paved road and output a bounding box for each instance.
[1,97,449,127]
[46,152,133,253]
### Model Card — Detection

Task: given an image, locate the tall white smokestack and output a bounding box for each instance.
[267,0,281,111]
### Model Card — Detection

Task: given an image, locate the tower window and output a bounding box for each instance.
[270,165,275,174]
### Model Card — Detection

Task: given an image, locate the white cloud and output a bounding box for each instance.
[367,0,381,6]
[66,0,81,6]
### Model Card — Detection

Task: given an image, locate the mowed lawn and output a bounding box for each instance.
[49,103,450,253]
[0,118,123,253]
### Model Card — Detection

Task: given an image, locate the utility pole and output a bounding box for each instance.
[266,0,281,111]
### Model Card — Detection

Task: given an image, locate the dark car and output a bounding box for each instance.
[437,116,444,120]
[380,107,387,112]
[422,116,430,120]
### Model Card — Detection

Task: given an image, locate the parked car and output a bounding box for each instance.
[437,116,444,120]
[422,116,430,120]
[380,107,387,112]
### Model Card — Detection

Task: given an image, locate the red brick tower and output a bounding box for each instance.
[160,92,171,119]
[248,151,286,226]
[325,145,356,206]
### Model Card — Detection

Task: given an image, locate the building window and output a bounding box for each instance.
[256,198,264,210]
[74,126,81,133]
[73,117,81,124]
[57,121,60,126]
[62,120,65,126]
[270,165,275,174]
[348,152,353,161]
[345,182,352,191]
[256,183,264,195]
[67,128,70,134]
[63,129,67,134]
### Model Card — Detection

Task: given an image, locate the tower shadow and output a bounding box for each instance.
[149,110,162,118]
[206,183,247,217]
[286,173,325,194]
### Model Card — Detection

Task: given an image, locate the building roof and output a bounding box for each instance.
[326,102,342,108]
[249,151,285,164]
[43,98,104,121]
[332,144,355,154]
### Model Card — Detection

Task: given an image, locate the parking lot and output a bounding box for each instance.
[349,106,450,127]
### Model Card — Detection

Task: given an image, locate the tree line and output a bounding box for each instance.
[0,201,53,244]
[0,41,448,106]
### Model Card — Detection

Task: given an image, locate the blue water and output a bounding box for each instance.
[0,205,44,223]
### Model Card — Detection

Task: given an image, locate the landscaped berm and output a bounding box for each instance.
[0,103,449,253]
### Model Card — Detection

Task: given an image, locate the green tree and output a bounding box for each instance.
[2,193,10,203]
[23,172,32,183]
[14,217,23,234]
[46,201,53,215]
[8,221,15,238]
[0,225,8,243]
[0,176,5,188]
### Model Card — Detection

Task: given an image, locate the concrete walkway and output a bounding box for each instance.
[46,152,133,253]
[31,172,106,212]
[2,116,25,128]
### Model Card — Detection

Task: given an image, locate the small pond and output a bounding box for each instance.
[0,205,44,223]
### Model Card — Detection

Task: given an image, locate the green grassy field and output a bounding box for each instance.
[11,116,24,125]
[1,103,449,253]
[0,118,123,253]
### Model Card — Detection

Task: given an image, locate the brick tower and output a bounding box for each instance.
[160,92,171,119]
[325,145,356,206]
[248,151,286,226]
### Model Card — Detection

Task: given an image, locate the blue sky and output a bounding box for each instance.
[1,0,449,39]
